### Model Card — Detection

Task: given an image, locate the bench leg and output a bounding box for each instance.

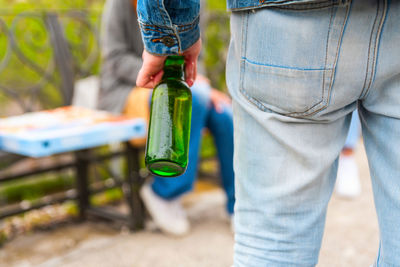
[125,142,145,230]
[75,150,90,220]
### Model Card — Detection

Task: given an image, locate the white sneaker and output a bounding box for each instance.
[335,155,361,198]
[140,183,190,236]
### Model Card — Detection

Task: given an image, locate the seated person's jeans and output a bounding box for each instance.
[124,81,235,215]
[227,0,400,266]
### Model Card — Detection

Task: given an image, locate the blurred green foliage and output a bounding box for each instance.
[0,0,230,110]
[91,188,123,206]
[0,173,74,203]
[0,0,103,11]
[204,0,230,91]
[0,231,7,247]
[200,132,216,158]
[206,0,226,10]
[64,200,79,216]
[0,0,229,207]
[0,0,103,114]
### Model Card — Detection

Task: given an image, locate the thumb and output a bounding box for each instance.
[136,51,166,88]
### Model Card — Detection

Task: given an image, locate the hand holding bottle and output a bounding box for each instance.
[145,56,192,177]
[136,39,202,88]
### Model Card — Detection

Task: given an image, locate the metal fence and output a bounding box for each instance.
[0,10,145,230]
[0,8,228,226]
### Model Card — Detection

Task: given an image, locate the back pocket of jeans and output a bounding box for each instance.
[239,5,349,117]
[240,59,333,116]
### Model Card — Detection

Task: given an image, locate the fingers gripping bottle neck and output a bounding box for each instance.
[145,56,192,177]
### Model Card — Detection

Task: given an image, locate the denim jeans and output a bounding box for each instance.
[227,0,400,265]
[151,80,235,214]
[344,110,360,149]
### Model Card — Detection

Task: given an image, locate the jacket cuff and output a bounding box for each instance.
[138,16,200,56]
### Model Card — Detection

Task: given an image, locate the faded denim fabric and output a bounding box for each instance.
[136,0,349,55]
[344,110,360,149]
[228,0,349,10]
[137,0,200,55]
[227,0,400,266]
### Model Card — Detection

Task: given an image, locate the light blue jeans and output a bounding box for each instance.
[227,0,400,266]
[344,110,360,149]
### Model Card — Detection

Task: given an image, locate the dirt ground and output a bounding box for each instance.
[0,141,380,267]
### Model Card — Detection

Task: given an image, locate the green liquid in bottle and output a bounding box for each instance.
[145,56,192,177]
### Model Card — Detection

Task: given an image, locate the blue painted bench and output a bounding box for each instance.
[0,10,146,230]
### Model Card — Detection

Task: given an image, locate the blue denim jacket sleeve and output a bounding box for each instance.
[137,0,200,56]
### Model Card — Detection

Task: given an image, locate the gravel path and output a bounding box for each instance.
[0,141,379,267]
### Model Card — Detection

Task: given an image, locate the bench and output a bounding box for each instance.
[0,10,146,230]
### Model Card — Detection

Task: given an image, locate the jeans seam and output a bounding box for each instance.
[266,0,332,5]
[376,241,381,266]
[362,0,388,99]
[259,0,332,4]
[360,0,380,99]
[242,12,249,63]
[272,0,339,10]
[229,0,348,11]
[142,27,166,35]
[139,17,199,32]
[239,11,249,107]
[239,3,350,117]
[239,11,279,114]
[241,57,329,71]
[274,4,336,11]
[314,5,335,113]
[260,0,334,8]
[239,8,333,115]
[289,2,350,117]
[156,0,168,26]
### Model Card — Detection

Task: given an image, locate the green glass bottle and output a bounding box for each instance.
[145,56,192,177]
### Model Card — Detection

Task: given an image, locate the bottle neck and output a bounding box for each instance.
[162,56,185,81]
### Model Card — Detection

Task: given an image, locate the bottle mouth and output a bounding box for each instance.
[165,55,185,67]
[163,56,185,81]
[147,160,186,177]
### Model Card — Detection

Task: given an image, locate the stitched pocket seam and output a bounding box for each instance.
[239,3,351,118]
